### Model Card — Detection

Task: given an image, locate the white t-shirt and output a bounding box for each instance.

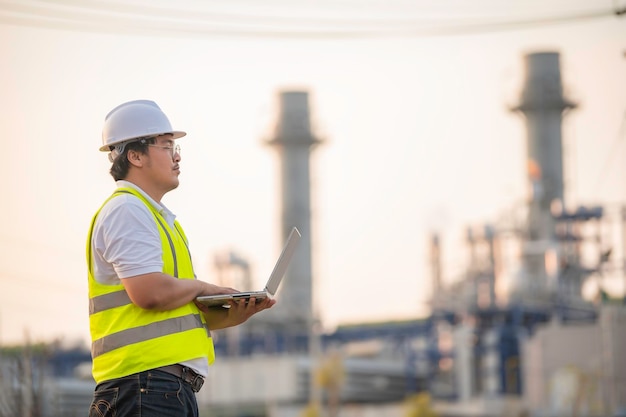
[91,180,209,377]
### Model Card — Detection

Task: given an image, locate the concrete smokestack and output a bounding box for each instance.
[512,51,576,241]
[267,90,321,326]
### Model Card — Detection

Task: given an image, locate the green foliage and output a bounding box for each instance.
[0,343,51,358]
[404,392,438,417]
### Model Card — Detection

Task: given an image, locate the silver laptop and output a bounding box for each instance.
[196,227,301,308]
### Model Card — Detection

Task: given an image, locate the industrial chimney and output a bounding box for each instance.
[510,51,578,304]
[511,51,577,241]
[267,90,321,327]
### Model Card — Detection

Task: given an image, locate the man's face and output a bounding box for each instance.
[144,134,181,193]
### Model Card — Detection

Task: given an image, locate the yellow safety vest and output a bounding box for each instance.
[86,187,215,384]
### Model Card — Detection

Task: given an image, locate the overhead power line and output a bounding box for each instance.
[0,0,623,39]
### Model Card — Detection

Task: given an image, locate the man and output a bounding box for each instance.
[86,99,274,417]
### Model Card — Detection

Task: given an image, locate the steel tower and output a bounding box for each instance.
[267,90,321,327]
[511,51,577,241]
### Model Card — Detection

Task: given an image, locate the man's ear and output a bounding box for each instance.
[127,149,143,167]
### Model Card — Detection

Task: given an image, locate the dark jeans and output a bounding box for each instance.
[89,369,199,417]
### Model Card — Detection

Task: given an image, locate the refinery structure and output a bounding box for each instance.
[159,51,623,417]
[200,51,626,417]
[3,50,625,417]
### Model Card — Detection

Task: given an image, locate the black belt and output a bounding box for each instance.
[155,364,205,393]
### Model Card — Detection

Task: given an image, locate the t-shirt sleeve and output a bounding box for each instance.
[94,196,164,279]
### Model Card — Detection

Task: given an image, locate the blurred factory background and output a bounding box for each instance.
[198,52,626,417]
[2,48,625,417]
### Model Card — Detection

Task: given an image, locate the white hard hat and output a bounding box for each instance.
[100,99,186,152]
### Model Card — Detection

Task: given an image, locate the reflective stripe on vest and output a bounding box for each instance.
[91,314,209,358]
[89,290,132,315]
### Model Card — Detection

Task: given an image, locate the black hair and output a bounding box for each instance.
[109,137,156,181]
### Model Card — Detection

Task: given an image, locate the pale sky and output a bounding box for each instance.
[0,0,624,345]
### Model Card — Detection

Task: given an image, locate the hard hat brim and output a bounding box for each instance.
[99,130,187,152]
